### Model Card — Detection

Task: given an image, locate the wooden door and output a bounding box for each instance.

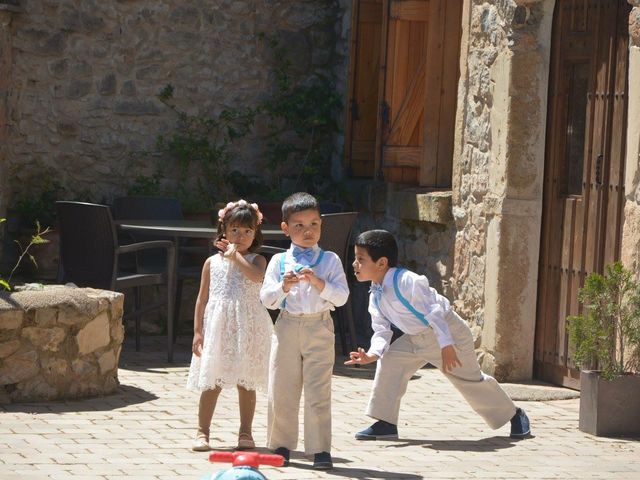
[377,0,430,184]
[345,0,384,177]
[534,0,630,388]
[344,0,462,186]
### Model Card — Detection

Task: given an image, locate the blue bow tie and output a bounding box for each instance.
[369,283,383,308]
[292,246,315,269]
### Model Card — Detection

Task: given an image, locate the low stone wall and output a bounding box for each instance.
[0,285,124,403]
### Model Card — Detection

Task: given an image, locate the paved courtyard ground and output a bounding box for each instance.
[1,335,639,480]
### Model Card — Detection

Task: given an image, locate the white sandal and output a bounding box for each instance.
[237,432,255,450]
[191,431,210,452]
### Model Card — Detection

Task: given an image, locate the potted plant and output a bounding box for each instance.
[567,261,640,436]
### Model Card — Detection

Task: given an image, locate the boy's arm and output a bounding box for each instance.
[260,254,288,310]
[345,300,391,365]
[410,275,455,348]
[316,253,349,307]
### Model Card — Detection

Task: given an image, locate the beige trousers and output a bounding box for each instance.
[367,310,517,429]
[267,310,335,454]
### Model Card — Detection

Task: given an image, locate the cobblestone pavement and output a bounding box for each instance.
[1,336,639,480]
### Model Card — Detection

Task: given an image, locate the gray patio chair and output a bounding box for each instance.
[56,201,177,362]
[319,212,358,355]
[112,196,206,340]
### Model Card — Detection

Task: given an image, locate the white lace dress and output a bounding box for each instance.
[186,253,273,392]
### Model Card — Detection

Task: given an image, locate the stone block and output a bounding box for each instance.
[66,79,92,99]
[0,339,20,358]
[0,309,23,329]
[21,326,66,352]
[76,312,110,355]
[0,349,39,384]
[390,190,453,224]
[35,307,58,326]
[97,73,116,95]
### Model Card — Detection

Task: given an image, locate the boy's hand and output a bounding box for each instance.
[192,332,204,357]
[282,271,299,293]
[296,267,325,291]
[441,345,461,372]
[344,347,379,365]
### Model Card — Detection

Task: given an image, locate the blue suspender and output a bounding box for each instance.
[278,249,325,308]
[391,268,430,327]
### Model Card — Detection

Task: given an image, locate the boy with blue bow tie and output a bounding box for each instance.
[260,192,349,470]
[346,230,531,440]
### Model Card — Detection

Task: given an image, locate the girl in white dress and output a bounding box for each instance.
[186,200,273,452]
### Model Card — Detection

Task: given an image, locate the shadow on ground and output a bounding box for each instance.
[0,384,157,413]
[384,435,526,452]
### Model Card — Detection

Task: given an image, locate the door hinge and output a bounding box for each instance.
[595,154,603,186]
[380,100,390,126]
[350,99,359,121]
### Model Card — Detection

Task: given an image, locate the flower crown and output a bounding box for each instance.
[217,199,263,224]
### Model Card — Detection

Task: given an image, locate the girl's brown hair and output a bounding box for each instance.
[216,203,264,252]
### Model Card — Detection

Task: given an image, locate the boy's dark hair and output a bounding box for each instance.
[216,203,263,252]
[281,192,320,223]
[355,229,398,267]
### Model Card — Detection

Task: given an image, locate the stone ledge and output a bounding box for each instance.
[389,189,453,224]
[0,285,124,403]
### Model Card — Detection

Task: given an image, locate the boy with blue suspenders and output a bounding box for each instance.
[260,192,349,469]
[346,230,531,440]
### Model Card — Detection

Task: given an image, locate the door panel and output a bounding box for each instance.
[379,0,429,184]
[345,0,383,177]
[534,0,630,388]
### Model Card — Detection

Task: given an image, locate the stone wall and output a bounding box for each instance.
[0,286,124,403]
[451,0,554,380]
[622,1,640,274]
[349,181,456,339]
[1,0,350,208]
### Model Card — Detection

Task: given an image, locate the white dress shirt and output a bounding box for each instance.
[368,267,455,357]
[260,244,349,314]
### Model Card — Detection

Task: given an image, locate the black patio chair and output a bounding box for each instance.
[112,196,207,340]
[56,201,177,362]
[319,212,358,355]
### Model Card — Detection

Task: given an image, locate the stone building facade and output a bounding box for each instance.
[0,0,350,212]
[2,0,639,385]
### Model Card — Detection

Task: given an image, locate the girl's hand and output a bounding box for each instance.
[192,332,204,357]
[282,271,299,293]
[214,238,237,258]
[441,345,461,372]
[214,238,230,253]
[222,243,238,258]
[344,347,378,365]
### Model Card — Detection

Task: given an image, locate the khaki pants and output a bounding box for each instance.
[267,310,335,454]
[367,310,516,429]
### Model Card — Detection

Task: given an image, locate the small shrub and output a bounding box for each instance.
[568,262,640,380]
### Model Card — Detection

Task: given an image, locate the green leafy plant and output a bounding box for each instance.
[0,218,51,291]
[568,262,640,380]
[13,178,66,228]
[258,33,343,200]
[127,173,164,197]
[156,85,257,210]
